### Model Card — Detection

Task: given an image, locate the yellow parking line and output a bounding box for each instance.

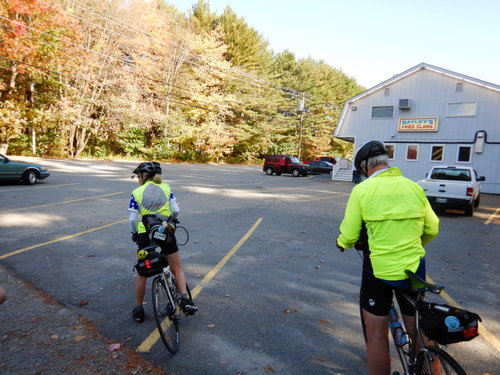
[0,219,128,260]
[136,218,263,353]
[0,182,80,192]
[484,208,499,225]
[0,192,124,214]
[427,275,500,354]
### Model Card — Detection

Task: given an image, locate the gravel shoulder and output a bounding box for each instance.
[0,263,168,375]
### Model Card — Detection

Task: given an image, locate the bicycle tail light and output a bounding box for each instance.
[463,325,478,338]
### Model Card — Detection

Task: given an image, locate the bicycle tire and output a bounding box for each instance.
[151,275,180,355]
[175,225,189,246]
[415,346,467,375]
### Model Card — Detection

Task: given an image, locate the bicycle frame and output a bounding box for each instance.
[393,290,430,374]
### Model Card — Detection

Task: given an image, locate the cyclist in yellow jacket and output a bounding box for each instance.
[336,141,439,375]
[129,162,197,322]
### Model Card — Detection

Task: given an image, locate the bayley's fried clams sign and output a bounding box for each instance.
[398,118,439,132]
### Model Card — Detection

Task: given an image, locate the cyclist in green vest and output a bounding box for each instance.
[336,141,439,375]
[129,162,198,322]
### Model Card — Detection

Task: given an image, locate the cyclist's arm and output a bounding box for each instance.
[337,190,363,250]
[421,199,439,246]
[169,192,180,220]
[128,195,140,233]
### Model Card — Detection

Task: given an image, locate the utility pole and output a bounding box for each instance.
[297,93,305,160]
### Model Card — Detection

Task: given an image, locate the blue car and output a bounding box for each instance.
[0,154,50,185]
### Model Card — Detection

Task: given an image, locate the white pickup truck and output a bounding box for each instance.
[417,166,485,216]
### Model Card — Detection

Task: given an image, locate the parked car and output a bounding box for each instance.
[417,165,484,216]
[308,161,334,175]
[0,154,50,185]
[318,156,339,165]
[262,155,311,177]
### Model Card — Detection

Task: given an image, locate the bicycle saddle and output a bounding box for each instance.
[405,270,444,293]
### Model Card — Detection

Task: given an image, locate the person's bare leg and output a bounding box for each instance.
[136,275,147,305]
[0,286,7,305]
[167,252,187,294]
[363,308,391,375]
[402,314,442,374]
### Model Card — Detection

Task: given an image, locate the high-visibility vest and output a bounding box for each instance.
[132,181,172,233]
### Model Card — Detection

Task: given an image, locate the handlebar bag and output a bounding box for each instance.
[419,302,481,345]
[134,251,168,278]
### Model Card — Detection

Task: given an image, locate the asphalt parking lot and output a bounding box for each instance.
[1,157,499,375]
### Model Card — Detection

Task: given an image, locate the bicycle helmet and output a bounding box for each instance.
[354,140,387,177]
[132,162,162,179]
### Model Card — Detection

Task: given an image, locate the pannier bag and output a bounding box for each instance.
[419,302,481,345]
[134,251,168,278]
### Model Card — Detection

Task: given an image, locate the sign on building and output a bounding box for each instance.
[398,118,439,132]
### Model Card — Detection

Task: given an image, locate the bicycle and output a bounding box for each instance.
[387,270,480,375]
[135,220,194,355]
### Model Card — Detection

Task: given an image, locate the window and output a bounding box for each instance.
[446,102,476,117]
[430,145,444,162]
[385,144,395,159]
[406,145,418,161]
[455,82,463,92]
[457,146,472,163]
[371,106,394,118]
[384,88,390,96]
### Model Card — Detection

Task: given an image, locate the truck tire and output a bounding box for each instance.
[265,167,274,175]
[474,194,480,208]
[464,203,474,217]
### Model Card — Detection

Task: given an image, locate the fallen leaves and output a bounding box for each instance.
[74,335,86,342]
[107,343,122,352]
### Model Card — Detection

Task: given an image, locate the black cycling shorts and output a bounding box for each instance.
[360,270,419,317]
[134,232,179,256]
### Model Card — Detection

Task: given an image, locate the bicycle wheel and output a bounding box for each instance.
[416,346,467,375]
[175,225,189,246]
[151,275,180,355]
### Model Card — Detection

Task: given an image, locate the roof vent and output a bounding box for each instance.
[399,99,411,110]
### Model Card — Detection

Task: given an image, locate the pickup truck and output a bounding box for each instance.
[417,166,485,216]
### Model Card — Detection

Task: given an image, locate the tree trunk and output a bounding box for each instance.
[0,143,8,154]
[32,129,37,155]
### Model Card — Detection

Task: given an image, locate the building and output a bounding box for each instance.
[333,62,500,194]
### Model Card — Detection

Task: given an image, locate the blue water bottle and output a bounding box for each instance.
[389,308,408,347]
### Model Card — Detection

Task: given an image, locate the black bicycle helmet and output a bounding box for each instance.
[132,162,162,178]
[354,140,388,177]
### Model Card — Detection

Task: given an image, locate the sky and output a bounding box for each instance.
[166,0,500,89]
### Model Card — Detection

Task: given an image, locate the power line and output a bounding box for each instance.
[39,0,304,98]
[0,54,224,114]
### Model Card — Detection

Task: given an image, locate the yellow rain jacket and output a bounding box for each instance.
[337,168,439,280]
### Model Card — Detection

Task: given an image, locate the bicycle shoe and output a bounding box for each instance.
[180,297,198,315]
[132,305,145,323]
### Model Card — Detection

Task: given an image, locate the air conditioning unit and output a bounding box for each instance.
[399,99,411,109]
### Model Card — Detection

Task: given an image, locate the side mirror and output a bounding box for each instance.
[479,176,485,181]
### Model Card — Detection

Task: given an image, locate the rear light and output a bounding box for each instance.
[463,326,478,338]
[466,187,473,197]
[145,260,152,269]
